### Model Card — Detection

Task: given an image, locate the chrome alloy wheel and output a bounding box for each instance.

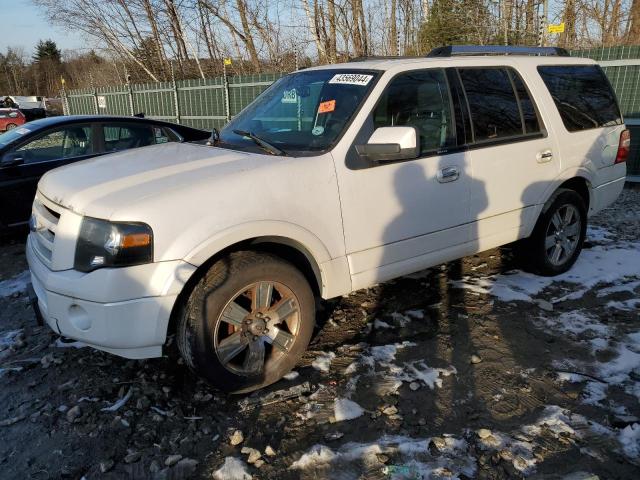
[212,281,300,376]
[545,203,581,266]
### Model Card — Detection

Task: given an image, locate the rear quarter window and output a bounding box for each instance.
[538,65,622,132]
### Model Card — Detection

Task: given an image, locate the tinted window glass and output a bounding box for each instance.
[220,70,378,154]
[459,68,523,141]
[373,69,454,153]
[510,71,541,134]
[538,65,622,131]
[103,125,154,152]
[153,127,170,144]
[0,125,34,147]
[17,126,93,163]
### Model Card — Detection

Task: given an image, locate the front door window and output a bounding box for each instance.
[16,126,93,163]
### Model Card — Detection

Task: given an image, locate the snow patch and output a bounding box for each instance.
[538,310,610,338]
[597,279,640,297]
[373,318,392,329]
[213,457,252,480]
[586,225,615,243]
[345,342,454,395]
[619,423,640,459]
[311,352,336,373]
[0,271,30,298]
[606,299,640,311]
[451,243,640,303]
[398,361,457,390]
[370,341,415,364]
[0,329,22,349]
[290,435,476,478]
[333,397,364,422]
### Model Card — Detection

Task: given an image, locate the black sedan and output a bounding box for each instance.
[0,115,210,230]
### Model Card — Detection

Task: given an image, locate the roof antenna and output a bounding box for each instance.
[207,127,220,146]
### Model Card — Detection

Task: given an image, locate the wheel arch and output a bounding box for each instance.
[167,227,331,337]
[556,177,591,211]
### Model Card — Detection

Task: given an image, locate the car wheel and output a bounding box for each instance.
[5,123,17,130]
[177,251,315,393]
[523,188,587,276]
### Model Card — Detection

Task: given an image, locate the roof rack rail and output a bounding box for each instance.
[348,55,417,62]
[427,45,570,57]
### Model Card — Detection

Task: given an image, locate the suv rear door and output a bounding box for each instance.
[459,66,558,247]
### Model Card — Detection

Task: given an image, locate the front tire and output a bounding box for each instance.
[522,189,587,276]
[177,251,315,393]
[5,123,17,130]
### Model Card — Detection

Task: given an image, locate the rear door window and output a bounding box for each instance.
[511,73,541,134]
[538,65,622,132]
[103,124,155,152]
[458,68,525,142]
[153,127,171,144]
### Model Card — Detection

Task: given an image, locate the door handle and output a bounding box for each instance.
[437,166,459,183]
[537,150,553,163]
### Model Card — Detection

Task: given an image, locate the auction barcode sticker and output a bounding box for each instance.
[328,73,373,86]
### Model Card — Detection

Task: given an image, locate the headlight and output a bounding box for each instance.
[74,217,153,272]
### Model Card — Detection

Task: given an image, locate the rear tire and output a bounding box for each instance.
[177,251,315,393]
[5,123,17,130]
[521,189,587,276]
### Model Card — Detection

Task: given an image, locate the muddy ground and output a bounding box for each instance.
[1,188,639,480]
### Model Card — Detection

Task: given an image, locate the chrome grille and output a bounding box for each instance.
[31,197,61,266]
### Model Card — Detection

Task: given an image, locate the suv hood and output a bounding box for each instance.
[39,142,280,218]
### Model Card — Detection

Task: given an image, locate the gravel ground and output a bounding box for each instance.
[1,187,639,480]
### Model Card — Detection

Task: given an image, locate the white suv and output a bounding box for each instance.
[27,46,628,392]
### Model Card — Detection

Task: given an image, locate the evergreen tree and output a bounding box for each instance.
[33,40,62,64]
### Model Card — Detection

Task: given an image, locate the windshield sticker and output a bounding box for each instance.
[281,88,298,104]
[318,100,336,114]
[312,126,325,136]
[328,73,373,86]
[14,128,29,135]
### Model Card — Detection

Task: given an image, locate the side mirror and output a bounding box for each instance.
[1,152,25,167]
[356,126,419,162]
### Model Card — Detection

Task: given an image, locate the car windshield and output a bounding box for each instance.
[219,69,379,155]
[0,125,34,147]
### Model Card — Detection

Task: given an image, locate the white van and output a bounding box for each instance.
[27,46,628,392]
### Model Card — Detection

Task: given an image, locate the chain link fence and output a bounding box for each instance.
[62,48,640,176]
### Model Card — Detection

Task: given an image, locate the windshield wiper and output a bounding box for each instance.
[233,129,287,156]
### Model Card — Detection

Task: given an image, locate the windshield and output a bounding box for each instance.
[219,69,379,155]
[0,125,34,147]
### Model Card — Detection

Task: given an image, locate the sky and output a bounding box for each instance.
[0,0,85,55]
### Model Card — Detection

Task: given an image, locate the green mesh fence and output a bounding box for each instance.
[65,72,285,131]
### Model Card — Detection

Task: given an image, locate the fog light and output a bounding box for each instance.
[68,304,91,331]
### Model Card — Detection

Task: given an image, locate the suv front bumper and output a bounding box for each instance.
[26,235,196,359]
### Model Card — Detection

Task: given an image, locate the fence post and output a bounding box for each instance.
[223,60,231,122]
[61,87,69,116]
[92,88,100,114]
[125,68,134,116]
[171,63,181,124]
[90,74,99,114]
[127,82,135,116]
